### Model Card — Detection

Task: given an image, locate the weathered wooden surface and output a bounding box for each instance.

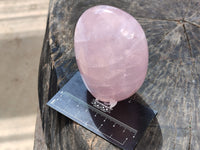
[35,0,200,149]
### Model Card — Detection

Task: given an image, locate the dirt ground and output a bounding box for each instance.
[0,0,49,149]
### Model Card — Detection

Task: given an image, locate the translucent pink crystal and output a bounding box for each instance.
[74,5,148,103]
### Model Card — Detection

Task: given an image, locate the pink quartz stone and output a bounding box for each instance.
[74,5,148,104]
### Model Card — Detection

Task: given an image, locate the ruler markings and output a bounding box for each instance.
[49,93,131,145]
[64,91,138,135]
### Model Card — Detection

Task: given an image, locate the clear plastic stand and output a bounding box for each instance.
[91,99,117,113]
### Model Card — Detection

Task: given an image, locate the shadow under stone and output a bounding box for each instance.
[87,92,163,150]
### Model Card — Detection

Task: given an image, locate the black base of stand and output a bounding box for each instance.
[47,72,157,150]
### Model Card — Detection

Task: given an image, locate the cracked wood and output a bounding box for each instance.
[34,0,200,150]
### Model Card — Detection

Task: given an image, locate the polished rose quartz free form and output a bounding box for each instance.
[74,5,148,105]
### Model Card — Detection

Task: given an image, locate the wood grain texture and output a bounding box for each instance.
[35,0,200,149]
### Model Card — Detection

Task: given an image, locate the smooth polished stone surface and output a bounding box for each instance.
[74,5,148,103]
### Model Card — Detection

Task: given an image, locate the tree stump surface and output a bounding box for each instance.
[34,0,200,149]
